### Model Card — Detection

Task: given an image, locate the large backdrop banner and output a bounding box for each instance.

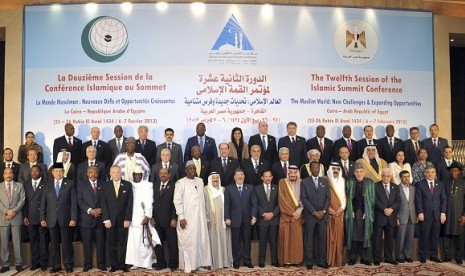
[24,3,434,164]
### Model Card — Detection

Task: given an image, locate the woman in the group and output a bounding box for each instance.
[388,150,412,184]
[228,127,249,162]
[18,131,43,163]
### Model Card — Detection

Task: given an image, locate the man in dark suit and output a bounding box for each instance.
[107,125,126,164]
[53,123,82,167]
[403,127,422,166]
[152,168,178,271]
[332,125,357,162]
[278,122,307,167]
[422,124,449,166]
[77,166,106,272]
[17,148,48,186]
[40,163,77,273]
[241,145,270,186]
[271,147,292,185]
[101,165,133,272]
[0,148,20,182]
[337,147,355,180]
[81,127,111,167]
[224,169,257,269]
[415,165,447,263]
[248,121,278,164]
[306,125,333,171]
[377,125,403,164]
[254,170,279,267]
[210,143,240,186]
[156,128,183,168]
[23,165,49,271]
[300,161,330,270]
[182,145,210,185]
[436,146,458,181]
[135,125,157,166]
[184,122,218,162]
[373,168,400,266]
[76,145,107,184]
[150,148,180,184]
[355,125,378,160]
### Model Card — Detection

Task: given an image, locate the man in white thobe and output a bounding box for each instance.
[126,166,160,269]
[173,160,212,273]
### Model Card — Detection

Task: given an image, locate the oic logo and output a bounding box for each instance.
[81,16,129,63]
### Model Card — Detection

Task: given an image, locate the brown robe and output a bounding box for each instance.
[278,179,303,265]
[326,177,345,267]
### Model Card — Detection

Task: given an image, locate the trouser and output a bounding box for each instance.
[349,241,371,262]
[257,225,278,265]
[373,224,395,262]
[49,224,74,269]
[231,225,252,266]
[304,220,327,266]
[107,226,128,269]
[81,225,106,269]
[419,219,441,259]
[395,223,415,259]
[444,234,464,260]
[0,225,22,266]
[154,225,178,269]
[28,224,49,267]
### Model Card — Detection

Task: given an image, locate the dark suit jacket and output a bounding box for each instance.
[77,179,103,228]
[181,159,210,185]
[53,136,83,166]
[422,137,449,166]
[306,137,333,170]
[135,139,157,166]
[40,178,77,228]
[224,184,257,228]
[153,180,177,228]
[278,136,308,167]
[76,160,107,184]
[355,138,378,160]
[374,182,400,227]
[337,159,355,180]
[184,135,218,162]
[300,176,330,223]
[108,136,126,163]
[254,184,279,226]
[377,136,403,164]
[436,159,461,181]
[81,140,111,167]
[415,179,447,222]
[18,162,48,184]
[248,134,278,164]
[210,157,240,186]
[271,161,292,185]
[403,139,422,166]
[0,162,20,182]
[150,162,180,184]
[241,158,271,186]
[156,142,183,168]
[101,180,133,227]
[332,137,357,162]
[23,178,47,225]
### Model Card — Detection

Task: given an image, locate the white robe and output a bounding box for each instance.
[126,180,160,268]
[173,177,212,273]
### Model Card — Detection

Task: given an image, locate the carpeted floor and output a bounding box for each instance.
[3,261,465,275]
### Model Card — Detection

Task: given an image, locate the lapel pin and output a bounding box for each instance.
[123,190,127,193]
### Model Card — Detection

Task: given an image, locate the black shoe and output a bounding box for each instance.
[405,258,414,263]
[66,268,73,273]
[396,259,405,263]
[317,263,329,269]
[374,261,380,266]
[30,265,40,270]
[170,267,177,272]
[443,258,452,262]
[361,260,372,266]
[41,266,48,271]
[348,259,356,266]
[109,267,118,272]
[16,266,23,272]
[155,266,166,271]
[272,263,280,267]
[0,267,8,273]
[385,260,399,265]
[83,267,91,272]
[420,259,426,263]
[246,264,254,268]
[121,268,129,272]
[99,267,107,271]
[259,263,265,268]
[50,267,61,273]
[430,257,442,263]
[456,259,463,264]
[306,265,313,270]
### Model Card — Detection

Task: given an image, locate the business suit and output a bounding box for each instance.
[248,134,278,164]
[135,139,157,166]
[0,162,20,182]
[395,184,416,261]
[422,137,449,166]
[53,136,83,166]
[81,140,111,167]
[373,182,400,263]
[415,178,447,260]
[23,178,49,269]
[355,138,378,160]
[377,137,403,164]
[77,179,105,270]
[306,137,333,171]
[108,136,126,163]
[150,162,180,184]
[403,139,422,166]
[101,179,133,270]
[156,142,183,167]
[76,160,107,184]
[184,135,218,162]
[40,178,77,270]
[241,159,270,186]
[300,176,330,267]
[224,184,257,267]
[182,159,210,185]
[271,161,291,185]
[337,159,355,180]
[436,159,459,181]
[254,184,279,266]
[17,162,48,185]
[278,136,307,167]
[332,137,357,162]
[153,180,178,269]
[210,157,240,186]
[0,181,25,267]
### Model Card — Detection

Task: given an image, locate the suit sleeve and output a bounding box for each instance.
[272,186,280,217]
[415,184,423,215]
[323,180,330,211]
[255,187,265,217]
[125,184,133,221]
[391,186,401,212]
[250,187,257,219]
[440,184,447,214]
[70,183,77,222]
[101,185,110,222]
[77,182,91,213]
[22,188,29,219]
[40,186,47,222]
[374,185,386,212]
[224,187,231,221]
[183,140,192,162]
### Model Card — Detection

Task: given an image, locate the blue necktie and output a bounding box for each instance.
[55,182,60,198]
[262,136,267,151]
[199,137,204,153]
[238,186,243,198]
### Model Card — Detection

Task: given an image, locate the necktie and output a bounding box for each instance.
[6,164,10,168]
[114,182,119,198]
[117,138,121,152]
[433,139,437,147]
[90,161,94,167]
[160,184,166,196]
[67,137,72,150]
[414,141,419,153]
[164,163,168,169]
[195,160,201,176]
[266,185,271,202]
[389,138,393,150]
[262,136,267,151]
[384,184,390,197]
[92,182,97,194]
[369,140,373,145]
[319,139,324,153]
[283,162,287,176]
[55,181,60,198]
[6,183,11,202]
[347,139,353,152]
[429,181,434,195]
[344,161,349,176]
[447,160,451,167]
[168,143,171,150]
[238,186,243,197]
[33,181,37,191]
[199,137,204,153]
[314,177,318,188]
[141,140,146,151]
[291,137,296,145]
[93,141,97,148]
[254,160,259,173]
[222,158,227,172]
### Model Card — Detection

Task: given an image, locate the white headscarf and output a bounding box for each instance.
[362,145,380,163]
[207,172,223,201]
[56,150,72,177]
[326,163,346,210]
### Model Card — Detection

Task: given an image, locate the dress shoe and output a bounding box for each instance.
[41,266,48,271]
[233,265,240,269]
[306,264,313,270]
[396,259,405,263]
[385,260,399,265]
[99,267,107,271]
[317,263,329,269]
[348,259,356,266]
[30,265,40,270]
[66,268,73,273]
[272,263,280,267]
[15,266,23,272]
[170,267,177,272]
[361,260,372,266]
[155,266,166,271]
[0,267,9,273]
[109,267,118,272]
[50,267,61,273]
[83,267,91,272]
[121,268,130,272]
[246,264,254,268]
[259,263,265,268]
[420,259,426,263]
[456,259,463,264]
[405,258,414,263]
[430,257,442,263]
[443,258,452,262]
[373,261,380,266]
